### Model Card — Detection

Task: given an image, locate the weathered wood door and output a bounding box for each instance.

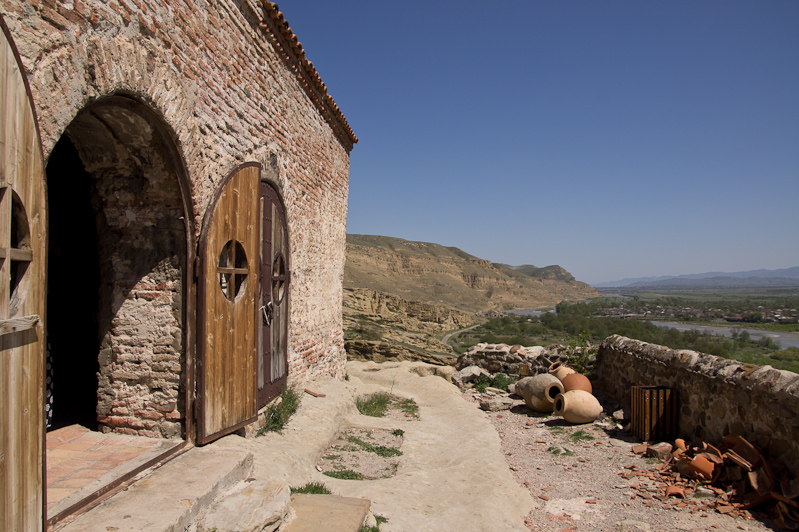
[198,164,260,444]
[257,183,289,408]
[1,16,47,532]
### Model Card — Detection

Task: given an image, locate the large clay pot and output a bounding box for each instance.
[561,372,592,394]
[515,374,564,413]
[548,361,576,382]
[554,390,603,424]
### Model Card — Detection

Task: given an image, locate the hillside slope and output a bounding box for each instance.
[344,234,597,313]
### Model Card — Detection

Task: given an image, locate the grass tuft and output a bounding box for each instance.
[290,482,331,494]
[396,398,419,417]
[356,392,393,417]
[257,386,301,435]
[355,393,419,418]
[323,469,364,480]
[474,373,518,393]
[347,436,402,457]
[359,515,388,532]
[569,430,595,443]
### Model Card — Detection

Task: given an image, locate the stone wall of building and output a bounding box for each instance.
[596,335,799,474]
[2,0,352,437]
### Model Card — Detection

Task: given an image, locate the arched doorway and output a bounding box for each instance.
[45,96,190,439]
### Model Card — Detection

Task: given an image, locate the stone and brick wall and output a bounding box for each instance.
[596,335,799,474]
[2,0,353,437]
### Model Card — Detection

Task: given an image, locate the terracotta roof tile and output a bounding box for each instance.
[260,1,358,151]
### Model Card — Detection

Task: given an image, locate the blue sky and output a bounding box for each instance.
[279,1,799,285]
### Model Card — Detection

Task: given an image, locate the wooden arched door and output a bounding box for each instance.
[197,165,291,443]
[257,182,289,408]
[198,164,260,444]
[1,15,47,532]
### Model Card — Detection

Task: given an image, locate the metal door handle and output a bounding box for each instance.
[260,301,273,326]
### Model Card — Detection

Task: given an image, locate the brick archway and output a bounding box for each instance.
[46,95,193,439]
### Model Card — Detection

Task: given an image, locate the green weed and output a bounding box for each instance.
[396,398,419,417]
[290,482,331,494]
[359,515,388,532]
[257,386,301,435]
[356,392,392,417]
[355,393,419,418]
[569,430,595,443]
[323,469,364,480]
[473,373,518,393]
[547,446,574,456]
[347,436,402,457]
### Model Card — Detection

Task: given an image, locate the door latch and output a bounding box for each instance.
[259,301,273,326]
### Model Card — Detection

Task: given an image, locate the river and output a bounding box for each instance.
[649,321,799,349]
[507,308,556,317]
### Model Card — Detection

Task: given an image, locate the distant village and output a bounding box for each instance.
[477,304,799,324]
[599,304,799,324]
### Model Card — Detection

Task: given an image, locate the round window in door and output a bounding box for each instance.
[217,240,248,301]
[272,252,287,305]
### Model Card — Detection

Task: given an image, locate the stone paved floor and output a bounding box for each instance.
[46,425,179,518]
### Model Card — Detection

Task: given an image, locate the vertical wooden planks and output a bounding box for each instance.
[256,182,288,408]
[631,386,679,442]
[199,164,259,443]
[271,201,287,382]
[1,16,46,532]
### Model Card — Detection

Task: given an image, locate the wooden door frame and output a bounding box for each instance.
[196,162,262,444]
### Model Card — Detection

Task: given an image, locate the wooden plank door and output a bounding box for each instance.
[198,164,260,444]
[1,16,47,532]
[257,183,289,408]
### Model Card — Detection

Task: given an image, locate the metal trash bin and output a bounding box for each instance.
[631,386,678,441]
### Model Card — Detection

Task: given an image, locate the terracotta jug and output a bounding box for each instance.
[554,390,602,424]
[515,374,563,413]
[561,372,592,394]
[548,361,576,382]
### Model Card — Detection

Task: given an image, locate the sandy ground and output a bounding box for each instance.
[461,387,780,532]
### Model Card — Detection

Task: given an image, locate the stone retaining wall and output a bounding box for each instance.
[455,342,581,375]
[596,335,799,474]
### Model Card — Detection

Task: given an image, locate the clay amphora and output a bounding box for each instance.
[548,361,576,382]
[561,372,592,394]
[554,389,602,424]
[515,374,563,413]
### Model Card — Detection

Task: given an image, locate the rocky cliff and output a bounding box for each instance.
[343,288,470,365]
[345,234,597,313]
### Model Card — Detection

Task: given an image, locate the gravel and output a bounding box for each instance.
[462,389,778,532]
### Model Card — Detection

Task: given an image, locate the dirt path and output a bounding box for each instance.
[442,324,479,345]
[462,389,777,532]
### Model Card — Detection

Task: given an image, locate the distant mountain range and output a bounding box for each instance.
[594,267,799,289]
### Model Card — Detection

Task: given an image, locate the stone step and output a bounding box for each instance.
[58,446,253,532]
[193,480,292,532]
[283,494,371,532]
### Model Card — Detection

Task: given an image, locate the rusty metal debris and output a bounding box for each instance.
[625,436,799,529]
